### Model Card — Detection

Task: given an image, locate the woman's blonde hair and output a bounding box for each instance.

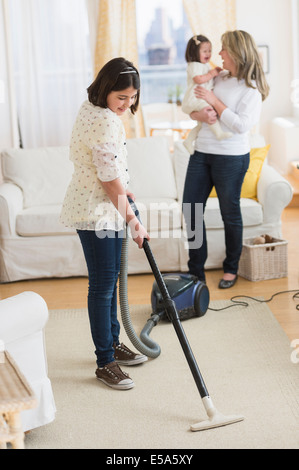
[221,30,270,101]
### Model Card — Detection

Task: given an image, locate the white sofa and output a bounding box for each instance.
[0,292,56,432]
[0,136,293,282]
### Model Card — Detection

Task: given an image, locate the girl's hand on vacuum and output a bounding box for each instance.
[128,218,150,249]
[126,190,135,201]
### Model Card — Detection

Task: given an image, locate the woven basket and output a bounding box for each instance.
[238,237,288,281]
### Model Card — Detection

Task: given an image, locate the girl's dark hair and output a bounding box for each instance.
[185,35,211,63]
[87,57,140,114]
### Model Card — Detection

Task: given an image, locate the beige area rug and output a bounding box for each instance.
[26,301,299,450]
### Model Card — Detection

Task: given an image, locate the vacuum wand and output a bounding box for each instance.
[142,238,209,399]
[129,197,244,431]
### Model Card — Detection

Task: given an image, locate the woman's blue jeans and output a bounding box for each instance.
[77,229,123,368]
[182,151,249,281]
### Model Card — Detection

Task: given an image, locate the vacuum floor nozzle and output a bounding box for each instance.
[191,412,245,432]
[190,396,244,432]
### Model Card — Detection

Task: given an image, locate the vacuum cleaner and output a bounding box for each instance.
[151,272,209,322]
[119,198,244,432]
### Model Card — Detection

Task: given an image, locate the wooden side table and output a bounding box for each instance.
[150,120,195,139]
[0,350,37,449]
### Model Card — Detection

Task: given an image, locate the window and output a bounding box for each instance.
[136,0,192,104]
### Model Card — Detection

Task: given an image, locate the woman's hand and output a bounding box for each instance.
[194,86,227,118]
[194,86,216,106]
[190,107,217,125]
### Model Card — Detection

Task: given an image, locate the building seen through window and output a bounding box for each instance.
[136,0,192,104]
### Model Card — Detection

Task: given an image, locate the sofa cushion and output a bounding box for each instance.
[15,199,182,236]
[16,205,75,236]
[127,137,177,200]
[15,197,262,237]
[204,197,263,229]
[1,146,73,208]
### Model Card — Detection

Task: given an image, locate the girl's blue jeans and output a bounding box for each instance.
[182,151,249,281]
[77,229,124,368]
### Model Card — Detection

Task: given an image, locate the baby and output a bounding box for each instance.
[182,35,232,154]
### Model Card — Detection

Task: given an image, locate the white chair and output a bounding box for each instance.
[0,292,56,432]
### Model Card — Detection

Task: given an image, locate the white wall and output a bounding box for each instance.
[236,0,294,142]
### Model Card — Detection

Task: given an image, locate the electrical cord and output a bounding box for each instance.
[208,289,299,312]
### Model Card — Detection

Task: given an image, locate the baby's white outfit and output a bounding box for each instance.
[182,62,232,153]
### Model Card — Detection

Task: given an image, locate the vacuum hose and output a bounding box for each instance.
[119,223,161,358]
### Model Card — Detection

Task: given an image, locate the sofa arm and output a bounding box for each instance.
[0,292,48,345]
[257,164,293,224]
[0,183,23,236]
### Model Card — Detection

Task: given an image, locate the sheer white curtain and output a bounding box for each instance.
[85,0,99,76]
[8,0,93,148]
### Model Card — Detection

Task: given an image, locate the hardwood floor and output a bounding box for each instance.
[1,208,298,341]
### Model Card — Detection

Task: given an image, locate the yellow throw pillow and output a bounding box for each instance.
[209,145,270,200]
